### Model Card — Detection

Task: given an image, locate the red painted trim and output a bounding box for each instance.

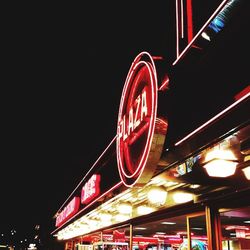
[234,85,250,101]
[186,0,193,42]
[176,0,180,58]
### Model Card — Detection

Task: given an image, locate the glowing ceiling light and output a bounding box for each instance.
[242,155,250,180]
[161,221,176,225]
[88,218,99,228]
[147,186,168,205]
[99,212,112,221]
[115,214,131,222]
[173,192,193,204]
[242,166,250,180]
[137,205,155,215]
[117,202,132,214]
[203,149,238,177]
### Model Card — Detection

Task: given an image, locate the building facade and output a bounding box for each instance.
[51,1,250,250]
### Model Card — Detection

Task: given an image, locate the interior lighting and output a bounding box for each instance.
[115,214,131,222]
[173,192,193,204]
[161,222,176,225]
[242,155,250,180]
[134,227,147,230]
[99,212,112,221]
[57,233,63,240]
[137,205,155,215]
[201,32,211,41]
[242,166,250,180]
[147,186,168,205]
[88,219,99,228]
[203,149,238,177]
[117,202,132,214]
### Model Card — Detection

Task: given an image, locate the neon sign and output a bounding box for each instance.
[116,51,168,187]
[55,196,80,227]
[174,0,230,64]
[118,88,148,142]
[81,174,101,204]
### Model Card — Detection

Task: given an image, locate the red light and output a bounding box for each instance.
[234,85,250,101]
[81,174,101,204]
[116,52,158,187]
[55,196,80,227]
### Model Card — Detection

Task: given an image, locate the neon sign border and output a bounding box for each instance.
[116,51,158,187]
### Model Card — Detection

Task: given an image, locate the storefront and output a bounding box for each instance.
[51,1,250,250]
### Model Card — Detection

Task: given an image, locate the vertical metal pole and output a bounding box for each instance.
[129,224,133,250]
[100,231,103,242]
[206,206,222,250]
[187,216,191,250]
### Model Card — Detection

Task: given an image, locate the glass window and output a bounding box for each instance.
[188,214,208,250]
[132,215,188,250]
[220,206,250,250]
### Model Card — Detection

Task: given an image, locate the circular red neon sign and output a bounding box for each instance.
[116,52,159,187]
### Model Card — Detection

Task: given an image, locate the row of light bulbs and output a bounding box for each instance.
[56,188,194,240]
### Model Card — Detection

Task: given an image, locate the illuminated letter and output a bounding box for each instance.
[134,95,141,129]
[123,115,128,140]
[128,108,134,135]
[118,120,123,140]
[141,89,147,120]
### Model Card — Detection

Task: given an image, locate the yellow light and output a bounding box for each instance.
[115,214,130,222]
[173,192,193,204]
[242,166,250,180]
[147,186,167,205]
[117,202,132,214]
[203,149,238,177]
[242,155,250,180]
[99,212,112,221]
[88,218,99,228]
[137,205,155,215]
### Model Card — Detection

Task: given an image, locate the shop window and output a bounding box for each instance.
[132,212,209,250]
[98,226,130,250]
[132,213,207,250]
[75,232,102,250]
[220,206,250,250]
[188,214,207,250]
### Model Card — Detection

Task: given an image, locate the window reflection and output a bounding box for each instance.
[220,206,250,250]
[132,214,208,250]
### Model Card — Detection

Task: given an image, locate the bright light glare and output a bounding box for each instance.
[147,186,167,205]
[242,166,250,180]
[204,149,237,177]
[173,192,193,204]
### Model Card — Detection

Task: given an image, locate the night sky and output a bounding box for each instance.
[2,1,248,247]
[1,1,175,244]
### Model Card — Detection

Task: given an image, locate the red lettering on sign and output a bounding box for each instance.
[55,196,80,227]
[118,88,148,142]
[81,174,101,204]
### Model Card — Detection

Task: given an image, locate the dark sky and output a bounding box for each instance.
[1,1,175,241]
[1,0,249,245]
